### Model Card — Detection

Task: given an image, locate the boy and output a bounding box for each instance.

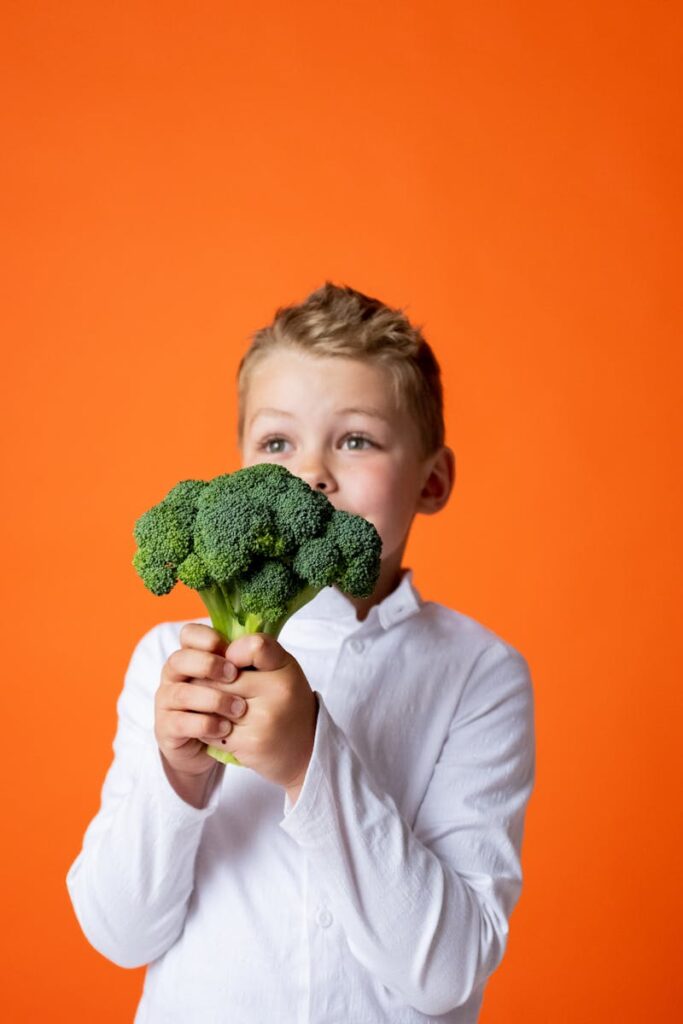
[67,283,535,1023]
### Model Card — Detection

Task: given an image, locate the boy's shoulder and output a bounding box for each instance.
[416,597,528,664]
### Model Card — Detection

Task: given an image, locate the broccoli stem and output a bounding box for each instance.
[199,581,322,768]
[197,584,257,642]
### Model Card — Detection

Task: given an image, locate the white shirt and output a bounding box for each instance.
[67,573,535,1023]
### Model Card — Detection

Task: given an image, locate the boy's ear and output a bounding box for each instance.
[417,446,456,515]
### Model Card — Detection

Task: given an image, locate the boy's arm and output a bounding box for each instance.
[280,642,535,1017]
[66,624,223,968]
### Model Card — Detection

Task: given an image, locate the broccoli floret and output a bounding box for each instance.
[132,464,382,765]
[326,510,383,596]
[293,510,382,596]
[132,480,206,595]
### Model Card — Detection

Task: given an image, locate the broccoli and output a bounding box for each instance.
[132,463,382,765]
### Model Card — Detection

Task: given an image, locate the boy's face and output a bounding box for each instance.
[240,348,452,589]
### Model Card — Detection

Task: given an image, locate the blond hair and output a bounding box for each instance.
[238,282,445,455]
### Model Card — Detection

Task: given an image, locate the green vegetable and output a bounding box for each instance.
[132,463,382,765]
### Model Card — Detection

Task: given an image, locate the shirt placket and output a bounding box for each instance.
[305,877,348,1023]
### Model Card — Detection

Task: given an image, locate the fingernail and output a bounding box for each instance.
[230,697,246,716]
[223,661,237,681]
[221,718,232,734]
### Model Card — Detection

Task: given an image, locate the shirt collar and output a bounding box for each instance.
[375,570,422,630]
[300,569,422,632]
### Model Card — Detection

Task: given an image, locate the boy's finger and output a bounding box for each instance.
[160,681,247,720]
[162,710,234,743]
[179,622,229,654]
[163,648,237,684]
[226,634,290,673]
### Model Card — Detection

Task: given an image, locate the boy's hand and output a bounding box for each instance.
[155,623,247,805]
[221,634,318,802]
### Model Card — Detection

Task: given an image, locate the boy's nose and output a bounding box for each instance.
[298,461,337,494]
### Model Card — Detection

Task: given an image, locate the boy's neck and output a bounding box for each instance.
[346,550,406,622]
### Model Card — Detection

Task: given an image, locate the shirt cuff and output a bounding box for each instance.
[279,692,336,845]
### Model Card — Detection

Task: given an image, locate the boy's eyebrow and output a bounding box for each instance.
[248,406,390,426]
[338,406,389,420]
[249,408,295,422]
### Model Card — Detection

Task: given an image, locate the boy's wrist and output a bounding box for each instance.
[161,755,221,810]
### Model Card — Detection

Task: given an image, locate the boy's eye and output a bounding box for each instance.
[260,437,290,454]
[341,434,375,451]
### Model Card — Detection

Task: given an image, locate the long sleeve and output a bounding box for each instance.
[66,624,221,968]
[280,641,535,1017]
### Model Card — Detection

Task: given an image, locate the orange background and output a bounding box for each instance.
[1,2,681,1020]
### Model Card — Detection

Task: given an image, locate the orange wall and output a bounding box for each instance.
[1,2,680,1020]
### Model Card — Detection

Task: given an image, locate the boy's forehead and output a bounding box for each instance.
[245,349,397,412]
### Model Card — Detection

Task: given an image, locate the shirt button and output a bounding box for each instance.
[349,639,365,654]
[316,908,333,929]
